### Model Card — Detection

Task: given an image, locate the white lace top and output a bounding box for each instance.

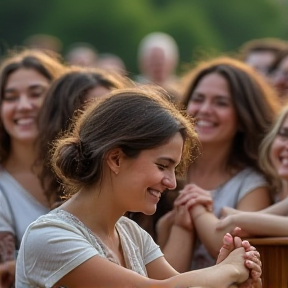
[16,208,163,288]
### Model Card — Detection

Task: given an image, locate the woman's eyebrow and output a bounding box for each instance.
[157,157,180,167]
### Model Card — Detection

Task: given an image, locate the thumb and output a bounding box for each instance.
[216,217,229,230]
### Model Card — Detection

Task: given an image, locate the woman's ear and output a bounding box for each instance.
[106,148,123,175]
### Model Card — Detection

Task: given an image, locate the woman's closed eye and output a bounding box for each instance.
[29,86,46,98]
[157,164,168,171]
[215,100,229,107]
[278,130,288,139]
[189,95,203,103]
[3,94,18,102]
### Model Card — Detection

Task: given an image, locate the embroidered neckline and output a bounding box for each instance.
[55,209,122,265]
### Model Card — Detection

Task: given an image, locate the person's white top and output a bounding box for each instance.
[16,208,163,288]
[0,166,49,249]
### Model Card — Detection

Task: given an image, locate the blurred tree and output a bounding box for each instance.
[0,0,287,74]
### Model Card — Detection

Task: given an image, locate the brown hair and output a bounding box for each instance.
[51,85,200,196]
[181,56,279,173]
[36,66,134,205]
[238,38,288,61]
[0,49,65,163]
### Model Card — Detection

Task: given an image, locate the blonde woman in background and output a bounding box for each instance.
[217,104,288,237]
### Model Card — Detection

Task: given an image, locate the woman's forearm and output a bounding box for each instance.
[165,263,240,288]
[190,205,227,258]
[162,225,194,272]
[231,213,288,236]
[260,197,288,216]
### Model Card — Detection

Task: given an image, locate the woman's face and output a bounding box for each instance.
[114,132,183,215]
[84,85,111,101]
[0,68,50,145]
[270,114,288,181]
[186,72,238,146]
[272,55,288,99]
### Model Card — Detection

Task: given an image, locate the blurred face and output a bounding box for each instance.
[272,55,288,99]
[116,132,183,215]
[67,48,97,67]
[270,114,288,181]
[84,86,111,101]
[245,51,276,76]
[142,47,173,84]
[186,73,238,146]
[0,68,49,144]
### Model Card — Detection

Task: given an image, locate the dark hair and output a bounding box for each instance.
[181,56,279,173]
[268,49,288,74]
[239,38,288,61]
[0,49,65,163]
[51,85,199,196]
[36,66,134,204]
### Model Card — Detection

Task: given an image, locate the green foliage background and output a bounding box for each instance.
[0,0,287,76]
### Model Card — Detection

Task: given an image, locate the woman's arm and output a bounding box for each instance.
[176,184,272,258]
[0,260,15,288]
[173,185,226,259]
[217,212,288,237]
[0,232,16,288]
[0,232,15,263]
[157,206,194,272]
[260,196,288,215]
[56,248,254,288]
[236,187,272,211]
[190,205,228,258]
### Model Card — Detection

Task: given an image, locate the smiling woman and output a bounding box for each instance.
[15,85,262,288]
[0,48,65,287]
[216,103,288,237]
[154,56,281,272]
[35,66,133,208]
[2,68,50,142]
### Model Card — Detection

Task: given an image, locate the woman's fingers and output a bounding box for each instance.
[250,278,262,288]
[216,216,232,230]
[185,196,213,211]
[174,193,196,206]
[216,233,235,264]
[242,241,256,252]
[245,259,262,277]
[245,251,261,267]
[220,206,239,218]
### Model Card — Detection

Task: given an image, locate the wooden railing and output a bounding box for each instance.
[247,237,288,288]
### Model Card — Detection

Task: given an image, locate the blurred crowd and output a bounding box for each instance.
[1,31,288,287]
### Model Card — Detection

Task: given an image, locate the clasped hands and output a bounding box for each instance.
[157,183,262,287]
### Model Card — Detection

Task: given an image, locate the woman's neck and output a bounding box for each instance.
[62,186,124,237]
[3,141,37,172]
[2,140,49,207]
[188,142,236,189]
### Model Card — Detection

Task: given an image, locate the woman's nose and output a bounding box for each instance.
[17,95,32,110]
[163,172,177,190]
[198,101,212,113]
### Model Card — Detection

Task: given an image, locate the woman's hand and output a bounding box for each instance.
[174,184,213,212]
[221,206,242,219]
[157,205,193,234]
[216,214,253,238]
[0,260,15,288]
[216,229,262,288]
[173,204,194,231]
